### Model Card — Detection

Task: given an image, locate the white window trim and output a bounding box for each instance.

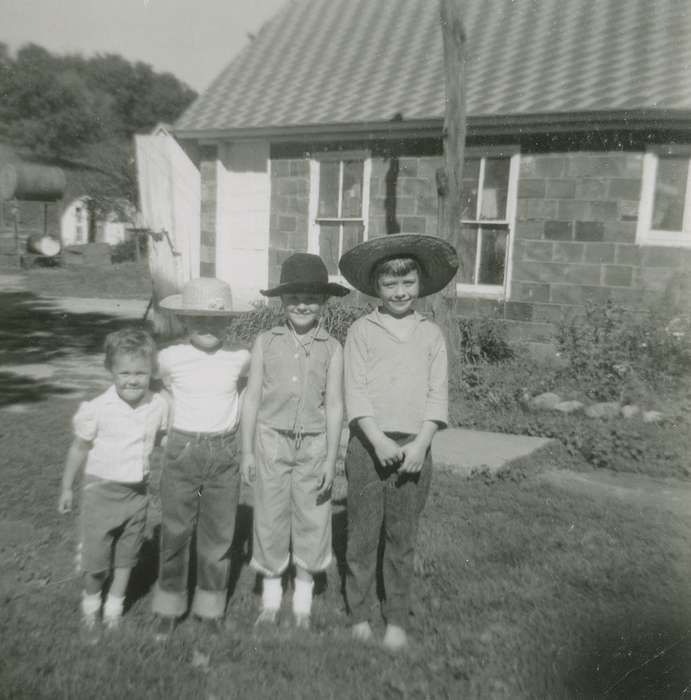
[308,151,371,282]
[636,147,691,248]
[456,148,520,300]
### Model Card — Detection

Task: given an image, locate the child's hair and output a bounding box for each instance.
[372,256,421,287]
[103,327,157,371]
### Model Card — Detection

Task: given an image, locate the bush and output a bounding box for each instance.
[458,316,514,364]
[224,301,370,348]
[111,236,147,263]
[556,299,691,401]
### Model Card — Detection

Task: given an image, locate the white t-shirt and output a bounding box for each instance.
[158,343,251,433]
[73,386,169,483]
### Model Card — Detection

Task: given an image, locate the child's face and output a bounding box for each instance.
[186,315,227,352]
[377,269,420,317]
[281,292,326,333]
[111,352,153,407]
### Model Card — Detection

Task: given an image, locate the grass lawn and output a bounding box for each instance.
[1,399,690,699]
[23,261,152,299]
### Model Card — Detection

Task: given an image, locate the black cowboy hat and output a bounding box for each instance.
[260,252,350,297]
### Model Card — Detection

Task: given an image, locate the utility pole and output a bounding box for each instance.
[434,0,467,389]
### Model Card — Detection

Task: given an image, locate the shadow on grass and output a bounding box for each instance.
[0,290,150,407]
[0,371,78,407]
[565,613,691,699]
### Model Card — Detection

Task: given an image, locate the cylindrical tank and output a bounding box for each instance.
[27,234,61,257]
[0,163,66,202]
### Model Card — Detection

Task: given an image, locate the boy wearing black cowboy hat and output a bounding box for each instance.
[338,233,458,651]
[240,253,348,629]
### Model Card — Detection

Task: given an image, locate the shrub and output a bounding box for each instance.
[457,316,514,364]
[224,301,370,347]
[556,300,691,401]
[111,236,147,263]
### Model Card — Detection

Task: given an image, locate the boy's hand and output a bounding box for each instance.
[316,462,335,505]
[58,488,73,514]
[240,453,255,484]
[399,439,427,473]
[373,436,404,467]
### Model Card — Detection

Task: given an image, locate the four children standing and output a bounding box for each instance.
[58,234,458,652]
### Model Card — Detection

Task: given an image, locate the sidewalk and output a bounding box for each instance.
[432,428,553,477]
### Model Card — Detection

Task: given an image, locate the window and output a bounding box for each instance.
[637,147,691,247]
[309,153,371,276]
[457,150,519,298]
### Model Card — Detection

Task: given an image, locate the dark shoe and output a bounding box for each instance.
[153,615,176,642]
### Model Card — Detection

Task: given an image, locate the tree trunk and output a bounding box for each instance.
[434,0,467,391]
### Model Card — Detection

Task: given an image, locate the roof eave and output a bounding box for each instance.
[173,109,691,143]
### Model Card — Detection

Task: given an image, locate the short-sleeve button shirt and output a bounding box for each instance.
[257,325,339,433]
[73,386,169,483]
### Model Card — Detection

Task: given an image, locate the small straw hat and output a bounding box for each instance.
[160,277,237,316]
[261,253,350,297]
[338,233,459,298]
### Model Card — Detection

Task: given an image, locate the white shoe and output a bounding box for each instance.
[382,624,408,651]
[254,608,279,627]
[351,621,373,642]
[103,614,121,631]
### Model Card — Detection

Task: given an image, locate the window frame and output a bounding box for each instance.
[456,147,520,300]
[308,150,371,280]
[636,146,691,248]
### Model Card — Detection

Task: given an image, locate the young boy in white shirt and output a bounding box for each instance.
[59,327,168,639]
[338,233,458,651]
[151,277,250,640]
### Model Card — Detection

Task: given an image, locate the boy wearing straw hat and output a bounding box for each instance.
[151,277,250,641]
[338,233,458,651]
[240,253,348,629]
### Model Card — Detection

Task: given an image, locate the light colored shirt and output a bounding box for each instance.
[73,386,169,483]
[158,343,251,433]
[256,324,341,432]
[344,309,448,434]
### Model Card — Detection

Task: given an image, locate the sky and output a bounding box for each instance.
[0,0,288,92]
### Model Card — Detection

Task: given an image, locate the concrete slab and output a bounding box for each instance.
[432,428,554,477]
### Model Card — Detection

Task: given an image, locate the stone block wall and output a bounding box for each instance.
[268,157,311,287]
[511,152,691,327]
[266,147,691,338]
[199,145,218,277]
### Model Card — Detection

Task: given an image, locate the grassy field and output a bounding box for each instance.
[23,261,152,299]
[1,398,690,699]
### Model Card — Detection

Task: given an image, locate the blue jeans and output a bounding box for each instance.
[345,427,432,628]
[152,428,240,620]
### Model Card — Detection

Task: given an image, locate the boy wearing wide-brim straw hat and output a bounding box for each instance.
[338,233,458,651]
[241,253,347,629]
[152,277,250,642]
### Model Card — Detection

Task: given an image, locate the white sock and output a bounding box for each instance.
[103,594,125,620]
[81,592,101,617]
[292,577,314,616]
[262,576,282,611]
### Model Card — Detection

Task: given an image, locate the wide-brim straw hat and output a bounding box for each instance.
[338,233,459,297]
[261,252,350,298]
[160,277,238,316]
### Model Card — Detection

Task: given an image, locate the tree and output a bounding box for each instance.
[434,0,467,390]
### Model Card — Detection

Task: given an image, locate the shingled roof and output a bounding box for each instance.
[176,0,691,138]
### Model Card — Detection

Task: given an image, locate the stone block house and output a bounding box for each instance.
[163,0,691,336]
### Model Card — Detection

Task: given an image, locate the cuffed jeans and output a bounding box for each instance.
[152,428,240,620]
[345,427,431,628]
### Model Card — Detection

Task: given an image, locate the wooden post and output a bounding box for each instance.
[434,0,467,390]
